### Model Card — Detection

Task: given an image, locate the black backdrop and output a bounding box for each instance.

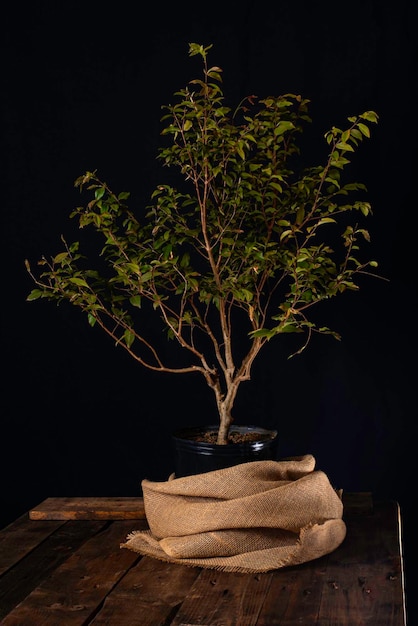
[2,0,416,618]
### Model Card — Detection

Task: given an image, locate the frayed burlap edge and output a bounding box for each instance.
[121,518,346,573]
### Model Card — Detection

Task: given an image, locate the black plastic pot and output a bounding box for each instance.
[172,425,278,478]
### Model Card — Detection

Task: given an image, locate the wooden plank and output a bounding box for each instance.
[322,500,406,625]
[0,514,65,575]
[170,567,273,626]
[318,559,405,625]
[256,563,326,625]
[29,497,146,520]
[342,491,373,514]
[90,556,201,625]
[0,519,109,621]
[28,492,368,521]
[0,520,146,626]
[256,499,405,626]
[341,501,404,563]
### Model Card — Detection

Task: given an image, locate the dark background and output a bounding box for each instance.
[2,1,416,620]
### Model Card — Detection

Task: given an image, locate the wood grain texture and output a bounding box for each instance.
[0,494,406,625]
[29,496,146,520]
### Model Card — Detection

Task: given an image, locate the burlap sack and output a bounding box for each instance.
[121,455,346,573]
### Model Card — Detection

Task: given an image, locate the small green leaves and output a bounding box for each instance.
[280,230,293,242]
[26,289,44,301]
[358,123,371,138]
[360,110,379,123]
[316,217,337,226]
[54,252,70,264]
[25,42,382,433]
[68,277,88,287]
[274,120,295,136]
[95,186,105,200]
[188,42,213,59]
[123,329,135,348]
[129,295,142,308]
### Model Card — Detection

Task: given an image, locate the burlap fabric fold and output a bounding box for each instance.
[121,455,346,573]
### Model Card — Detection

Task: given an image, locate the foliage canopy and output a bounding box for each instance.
[26,43,380,444]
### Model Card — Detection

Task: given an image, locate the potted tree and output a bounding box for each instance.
[26,42,381,476]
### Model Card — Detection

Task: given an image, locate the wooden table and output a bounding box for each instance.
[0,493,406,625]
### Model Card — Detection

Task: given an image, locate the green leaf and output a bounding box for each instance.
[317,217,337,226]
[336,141,354,152]
[358,123,371,138]
[251,328,274,339]
[54,252,70,263]
[125,263,141,275]
[95,187,105,200]
[124,329,135,348]
[69,277,89,288]
[280,229,293,241]
[280,323,300,333]
[274,120,295,136]
[139,271,153,283]
[26,289,44,301]
[130,295,142,308]
[360,110,379,123]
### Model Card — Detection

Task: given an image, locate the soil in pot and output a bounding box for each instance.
[172,425,278,478]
